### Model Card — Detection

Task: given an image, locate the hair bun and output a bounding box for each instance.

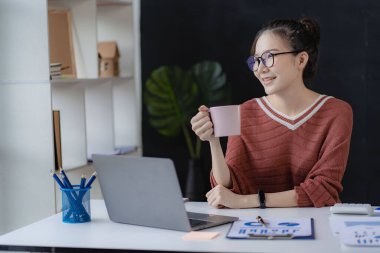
[300,18,320,44]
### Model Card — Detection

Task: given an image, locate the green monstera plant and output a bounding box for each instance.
[144,61,230,160]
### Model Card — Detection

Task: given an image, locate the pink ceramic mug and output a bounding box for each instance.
[209,105,241,137]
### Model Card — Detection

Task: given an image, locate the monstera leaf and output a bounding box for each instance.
[144,66,198,137]
[144,61,229,159]
[191,61,229,106]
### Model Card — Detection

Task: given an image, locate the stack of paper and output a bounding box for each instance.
[87,146,137,162]
[329,215,380,247]
[340,226,380,246]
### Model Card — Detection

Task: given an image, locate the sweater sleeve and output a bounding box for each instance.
[295,103,353,207]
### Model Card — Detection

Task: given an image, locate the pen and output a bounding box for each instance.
[61,174,73,189]
[52,172,66,189]
[60,168,73,189]
[80,174,86,189]
[256,216,267,227]
[85,172,97,188]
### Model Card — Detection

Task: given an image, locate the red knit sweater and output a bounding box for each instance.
[211,95,353,207]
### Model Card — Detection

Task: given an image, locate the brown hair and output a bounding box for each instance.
[251,18,320,80]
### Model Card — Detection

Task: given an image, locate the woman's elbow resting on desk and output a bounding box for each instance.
[206,185,260,209]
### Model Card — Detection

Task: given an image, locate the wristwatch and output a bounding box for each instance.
[258,189,266,209]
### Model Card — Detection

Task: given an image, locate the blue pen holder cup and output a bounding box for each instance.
[61,186,91,223]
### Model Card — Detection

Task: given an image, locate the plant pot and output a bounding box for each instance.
[185,159,206,201]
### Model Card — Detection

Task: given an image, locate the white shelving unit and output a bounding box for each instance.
[0,0,141,235]
[49,0,141,169]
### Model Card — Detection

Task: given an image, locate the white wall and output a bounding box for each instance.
[0,0,55,235]
[85,79,116,157]
[51,81,88,169]
[113,77,139,146]
[97,1,141,147]
[97,4,135,78]
[132,0,142,147]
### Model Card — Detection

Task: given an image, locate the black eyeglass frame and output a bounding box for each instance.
[247,50,304,72]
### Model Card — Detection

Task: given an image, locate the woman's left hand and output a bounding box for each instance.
[206,185,242,209]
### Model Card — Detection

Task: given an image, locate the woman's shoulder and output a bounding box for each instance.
[317,96,353,136]
[323,96,353,116]
[319,96,353,130]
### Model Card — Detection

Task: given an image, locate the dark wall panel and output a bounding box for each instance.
[141,0,380,204]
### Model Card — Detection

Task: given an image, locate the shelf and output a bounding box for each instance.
[97,0,132,7]
[62,162,90,171]
[62,146,141,171]
[51,75,134,85]
[0,79,50,85]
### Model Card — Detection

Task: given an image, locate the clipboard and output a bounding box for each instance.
[226,218,315,240]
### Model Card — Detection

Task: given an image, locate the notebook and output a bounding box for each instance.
[93,155,238,232]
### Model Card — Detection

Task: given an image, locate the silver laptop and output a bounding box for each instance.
[93,155,238,231]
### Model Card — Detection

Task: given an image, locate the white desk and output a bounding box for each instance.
[0,200,378,253]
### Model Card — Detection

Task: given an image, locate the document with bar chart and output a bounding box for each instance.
[227,218,314,240]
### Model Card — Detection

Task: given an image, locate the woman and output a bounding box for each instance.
[190,18,353,208]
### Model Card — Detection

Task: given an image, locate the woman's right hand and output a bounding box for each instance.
[190,105,215,141]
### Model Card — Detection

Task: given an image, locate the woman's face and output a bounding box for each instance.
[254,31,303,96]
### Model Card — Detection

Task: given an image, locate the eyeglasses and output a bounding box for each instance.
[246,50,303,72]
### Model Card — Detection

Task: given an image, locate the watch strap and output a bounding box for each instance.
[258,189,266,209]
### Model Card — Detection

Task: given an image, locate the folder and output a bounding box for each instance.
[226,217,314,240]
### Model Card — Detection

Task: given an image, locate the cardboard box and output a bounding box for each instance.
[98,41,120,78]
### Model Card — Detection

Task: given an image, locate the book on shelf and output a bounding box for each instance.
[52,110,62,171]
[50,63,62,80]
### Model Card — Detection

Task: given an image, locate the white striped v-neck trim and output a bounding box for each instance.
[256,95,333,131]
[262,95,325,121]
